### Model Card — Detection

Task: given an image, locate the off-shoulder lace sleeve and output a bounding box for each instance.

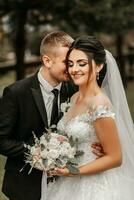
[89,105,115,122]
[88,93,116,122]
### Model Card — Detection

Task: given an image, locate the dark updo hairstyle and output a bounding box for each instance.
[66,35,107,86]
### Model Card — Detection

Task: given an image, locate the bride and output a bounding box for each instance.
[41,35,134,200]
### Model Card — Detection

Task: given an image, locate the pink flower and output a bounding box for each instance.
[57,135,66,142]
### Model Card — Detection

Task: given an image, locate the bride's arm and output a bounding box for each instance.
[79,117,122,175]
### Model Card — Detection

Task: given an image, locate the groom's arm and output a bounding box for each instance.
[0,86,25,157]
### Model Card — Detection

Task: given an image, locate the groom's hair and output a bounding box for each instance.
[40,31,74,57]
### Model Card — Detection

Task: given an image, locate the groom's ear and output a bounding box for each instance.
[42,55,52,69]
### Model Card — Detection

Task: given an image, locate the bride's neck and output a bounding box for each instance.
[78,82,101,102]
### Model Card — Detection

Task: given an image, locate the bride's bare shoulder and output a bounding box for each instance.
[70,92,79,103]
[87,93,112,109]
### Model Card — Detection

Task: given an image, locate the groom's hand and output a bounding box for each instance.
[91,142,104,158]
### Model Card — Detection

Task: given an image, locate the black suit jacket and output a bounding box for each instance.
[0,73,77,200]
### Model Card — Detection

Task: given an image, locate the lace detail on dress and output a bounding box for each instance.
[89,105,115,122]
[41,103,128,200]
[57,112,92,144]
[57,105,115,146]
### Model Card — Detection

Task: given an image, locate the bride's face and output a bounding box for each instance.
[67,49,91,86]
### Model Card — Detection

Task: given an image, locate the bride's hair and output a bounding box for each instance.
[66,35,107,86]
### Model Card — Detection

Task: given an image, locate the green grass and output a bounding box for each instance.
[0,71,134,200]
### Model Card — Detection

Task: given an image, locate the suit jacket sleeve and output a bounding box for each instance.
[0,86,25,157]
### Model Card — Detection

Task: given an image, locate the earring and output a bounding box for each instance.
[96,72,99,80]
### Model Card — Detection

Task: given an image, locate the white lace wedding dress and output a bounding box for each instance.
[41,94,131,200]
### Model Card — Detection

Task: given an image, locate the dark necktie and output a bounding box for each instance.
[50,89,59,126]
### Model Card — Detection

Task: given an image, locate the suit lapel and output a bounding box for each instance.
[31,74,48,128]
[60,82,69,105]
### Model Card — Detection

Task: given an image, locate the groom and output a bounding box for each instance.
[0,31,77,200]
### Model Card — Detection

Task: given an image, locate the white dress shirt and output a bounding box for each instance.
[38,68,62,126]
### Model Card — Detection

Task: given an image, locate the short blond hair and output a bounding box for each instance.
[40,31,74,56]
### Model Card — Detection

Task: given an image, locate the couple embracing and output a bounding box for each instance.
[0,31,134,200]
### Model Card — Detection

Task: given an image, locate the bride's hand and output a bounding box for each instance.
[51,167,74,177]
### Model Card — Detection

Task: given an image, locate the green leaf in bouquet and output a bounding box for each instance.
[60,155,68,163]
[42,158,48,167]
[68,158,78,165]
[75,137,79,149]
[41,143,45,151]
[45,134,51,142]
[67,164,80,175]
[55,158,63,167]
[69,135,75,147]
[75,150,84,157]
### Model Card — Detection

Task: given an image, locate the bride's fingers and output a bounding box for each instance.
[49,170,57,176]
[47,168,69,176]
[55,168,69,176]
[47,171,52,176]
[53,168,65,175]
[54,168,61,174]
[48,169,60,176]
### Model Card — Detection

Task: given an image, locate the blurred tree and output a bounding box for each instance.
[0,0,44,79]
[0,0,134,83]
[47,0,134,86]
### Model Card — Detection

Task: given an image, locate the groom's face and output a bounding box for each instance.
[48,46,69,83]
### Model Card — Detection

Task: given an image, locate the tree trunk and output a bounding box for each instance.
[14,9,27,80]
[116,34,127,87]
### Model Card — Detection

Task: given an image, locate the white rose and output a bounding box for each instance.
[59,148,69,156]
[51,133,59,138]
[60,146,76,158]
[47,149,59,159]
[50,137,59,144]
[40,136,47,146]
[61,141,71,149]
[49,138,60,149]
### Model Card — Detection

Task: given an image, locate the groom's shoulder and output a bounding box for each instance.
[5,73,37,93]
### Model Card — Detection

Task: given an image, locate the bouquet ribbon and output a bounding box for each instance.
[40,172,48,200]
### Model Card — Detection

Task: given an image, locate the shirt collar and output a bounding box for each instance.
[38,67,62,94]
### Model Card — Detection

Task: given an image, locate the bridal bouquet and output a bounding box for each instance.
[24,128,83,174]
